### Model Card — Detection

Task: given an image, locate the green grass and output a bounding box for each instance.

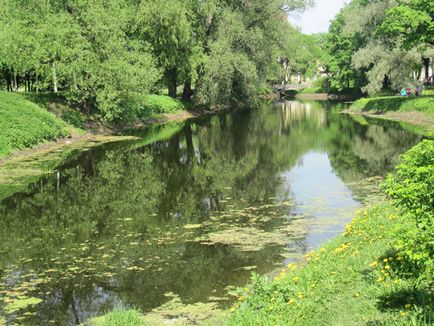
[90,308,144,326]
[226,204,433,325]
[351,96,434,118]
[0,92,70,157]
[136,95,185,118]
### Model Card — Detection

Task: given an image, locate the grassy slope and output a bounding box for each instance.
[227,204,433,325]
[136,94,185,118]
[350,96,434,118]
[0,92,70,157]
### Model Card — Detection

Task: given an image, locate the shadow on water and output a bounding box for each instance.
[0,99,423,325]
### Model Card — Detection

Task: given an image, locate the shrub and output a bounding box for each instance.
[382,140,434,274]
[61,109,85,129]
[135,95,184,118]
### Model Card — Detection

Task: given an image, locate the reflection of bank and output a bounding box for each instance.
[276,100,327,131]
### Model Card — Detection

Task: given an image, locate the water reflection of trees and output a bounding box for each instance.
[0,100,420,325]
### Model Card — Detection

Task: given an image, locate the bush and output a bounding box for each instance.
[135,95,184,118]
[61,109,85,129]
[382,140,434,274]
[0,92,70,157]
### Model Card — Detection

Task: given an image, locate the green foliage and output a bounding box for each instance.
[378,0,434,49]
[61,109,85,129]
[91,308,144,326]
[0,0,314,117]
[383,140,434,274]
[135,95,185,118]
[323,0,433,95]
[0,92,70,156]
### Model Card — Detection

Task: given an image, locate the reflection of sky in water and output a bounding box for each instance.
[282,151,362,252]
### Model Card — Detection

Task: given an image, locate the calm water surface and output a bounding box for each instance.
[0,100,422,325]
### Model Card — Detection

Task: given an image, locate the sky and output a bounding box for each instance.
[288,0,348,34]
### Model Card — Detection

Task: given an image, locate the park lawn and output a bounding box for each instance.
[0,92,70,157]
[226,204,433,325]
[350,96,434,119]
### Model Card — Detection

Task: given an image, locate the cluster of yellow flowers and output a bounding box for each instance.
[305,251,321,262]
[369,254,406,286]
[333,242,351,254]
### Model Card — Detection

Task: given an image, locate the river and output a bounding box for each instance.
[0,100,422,325]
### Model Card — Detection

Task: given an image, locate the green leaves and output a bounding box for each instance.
[377,0,434,49]
[383,140,434,275]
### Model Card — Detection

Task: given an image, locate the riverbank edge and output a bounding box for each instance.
[344,96,434,137]
[0,108,217,165]
[225,200,433,325]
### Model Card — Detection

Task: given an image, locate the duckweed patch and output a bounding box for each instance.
[5,297,43,313]
[196,227,292,252]
[142,294,224,325]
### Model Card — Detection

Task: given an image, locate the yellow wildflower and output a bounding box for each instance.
[369,261,378,268]
[405,304,411,309]
[287,298,295,305]
[400,311,407,317]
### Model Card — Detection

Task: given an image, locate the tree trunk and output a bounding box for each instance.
[52,62,58,93]
[168,67,177,98]
[6,70,12,92]
[423,58,430,80]
[35,72,39,93]
[14,70,18,92]
[182,77,192,102]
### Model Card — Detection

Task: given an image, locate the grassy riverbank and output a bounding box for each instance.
[0,91,188,159]
[0,92,70,157]
[350,96,434,118]
[227,140,434,325]
[227,204,433,325]
[24,92,186,127]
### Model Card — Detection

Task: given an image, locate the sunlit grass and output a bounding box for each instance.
[90,308,144,326]
[226,204,433,325]
[351,96,434,118]
[0,91,70,157]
